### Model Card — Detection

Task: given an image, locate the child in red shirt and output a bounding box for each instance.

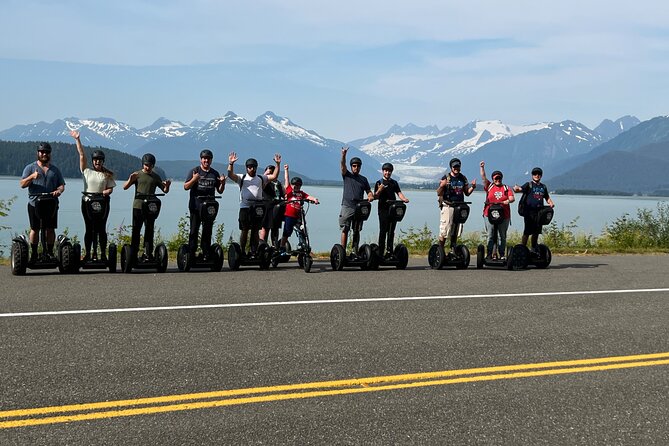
[279,164,319,254]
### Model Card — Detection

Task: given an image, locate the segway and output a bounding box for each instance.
[512,206,555,269]
[10,193,77,275]
[177,195,224,272]
[270,198,317,273]
[370,200,409,270]
[330,200,375,271]
[476,203,522,269]
[72,192,117,273]
[120,193,168,273]
[428,201,471,269]
[228,199,273,270]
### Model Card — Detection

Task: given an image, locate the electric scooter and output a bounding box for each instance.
[330,200,375,271]
[228,199,273,270]
[370,200,409,270]
[428,200,472,269]
[72,192,117,273]
[510,206,555,269]
[270,198,317,273]
[11,193,77,275]
[120,193,168,273]
[177,195,225,272]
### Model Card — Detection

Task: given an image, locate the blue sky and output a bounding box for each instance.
[1,0,668,141]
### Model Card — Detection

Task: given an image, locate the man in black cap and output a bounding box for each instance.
[514,167,555,251]
[436,157,476,252]
[228,151,281,255]
[19,142,66,263]
[339,147,374,249]
[184,149,226,259]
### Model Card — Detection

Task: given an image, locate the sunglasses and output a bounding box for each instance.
[493,176,502,181]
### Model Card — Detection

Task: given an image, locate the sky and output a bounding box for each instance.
[1,0,668,141]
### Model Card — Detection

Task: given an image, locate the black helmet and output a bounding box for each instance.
[142,153,156,166]
[382,162,394,172]
[531,167,543,176]
[264,165,275,173]
[491,170,502,179]
[200,149,213,159]
[350,157,362,167]
[449,158,461,169]
[290,176,303,186]
[38,142,52,153]
[245,158,258,168]
[92,150,105,161]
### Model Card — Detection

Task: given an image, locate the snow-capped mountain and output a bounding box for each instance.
[593,116,641,140]
[136,111,376,181]
[351,120,549,166]
[0,117,194,151]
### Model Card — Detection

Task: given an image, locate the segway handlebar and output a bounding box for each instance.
[29,192,58,197]
[135,193,166,198]
[196,195,222,200]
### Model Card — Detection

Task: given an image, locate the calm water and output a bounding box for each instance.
[1,176,668,252]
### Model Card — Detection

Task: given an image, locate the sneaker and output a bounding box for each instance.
[82,254,91,263]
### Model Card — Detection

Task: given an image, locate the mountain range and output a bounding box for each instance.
[5,112,669,194]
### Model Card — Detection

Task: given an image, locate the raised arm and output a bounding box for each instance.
[71,130,87,172]
[227,152,240,183]
[340,147,348,176]
[266,153,282,182]
[479,161,490,189]
[283,164,290,186]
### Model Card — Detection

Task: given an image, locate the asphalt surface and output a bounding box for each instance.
[1,255,668,445]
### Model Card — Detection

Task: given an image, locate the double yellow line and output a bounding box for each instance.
[2,352,669,429]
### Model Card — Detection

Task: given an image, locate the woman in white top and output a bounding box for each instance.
[71,130,116,262]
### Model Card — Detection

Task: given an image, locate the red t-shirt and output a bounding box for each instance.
[483,180,514,219]
[284,185,312,218]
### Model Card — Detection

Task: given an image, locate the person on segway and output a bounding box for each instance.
[259,164,285,247]
[513,167,555,253]
[227,152,281,257]
[71,130,116,263]
[436,158,476,254]
[123,153,171,262]
[373,162,409,259]
[19,142,66,265]
[183,149,226,262]
[339,147,374,251]
[479,161,514,261]
[278,164,319,256]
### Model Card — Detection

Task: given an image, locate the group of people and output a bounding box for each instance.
[19,134,554,266]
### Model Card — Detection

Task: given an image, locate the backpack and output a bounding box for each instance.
[517,186,528,217]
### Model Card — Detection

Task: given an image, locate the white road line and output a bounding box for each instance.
[1,288,668,319]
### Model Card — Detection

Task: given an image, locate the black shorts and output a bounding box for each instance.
[523,211,542,235]
[239,207,263,231]
[262,204,285,230]
[28,203,58,231]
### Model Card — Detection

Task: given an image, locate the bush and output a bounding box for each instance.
[601,203,669,250]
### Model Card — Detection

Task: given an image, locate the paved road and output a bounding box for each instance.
[1,255,668,444]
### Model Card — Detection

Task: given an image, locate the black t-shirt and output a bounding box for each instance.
[374,178,401,212]
[263,180,285,202]
[341,171,371,208]
[521,181,550,209]
[186,166,221,211]
[440,172,469,203]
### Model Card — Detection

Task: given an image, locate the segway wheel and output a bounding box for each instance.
[508,244,530,271]
[108,243,117,273]
[394,244,409,270]
[304,255,313,273]
[121,244,133,273]
[330,244,346,271]
[228,243,242,271]
[177,244,190,272]
[58,242,75,274]
[71,243,81,273]
[155,244,168,273]
[535,244,552,269]
[297,253,305,268]
[454,244,470,269]
[358,244,373,270]
[476,244,485,269]
[11,240,28,276]
[428,244,445,270]
[211,244,224,272]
